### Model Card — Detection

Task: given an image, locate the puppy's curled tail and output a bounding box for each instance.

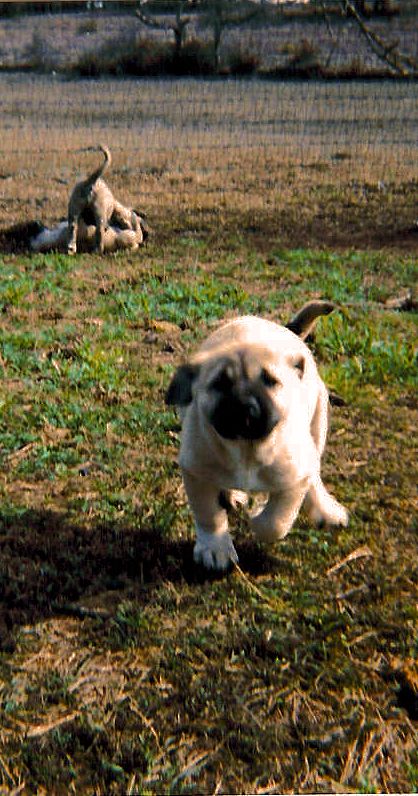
[286,300,335,340]
[85,144,111,185]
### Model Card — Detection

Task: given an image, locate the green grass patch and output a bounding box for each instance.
[0,242,416,795]
[100,275,252,326]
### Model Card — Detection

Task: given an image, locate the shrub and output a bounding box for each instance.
[169,39,214,76]
[74,35,216,78]
[284,38,323,77]
[76,18,98,37]
[222,45,261,76]
[74,36,172,77]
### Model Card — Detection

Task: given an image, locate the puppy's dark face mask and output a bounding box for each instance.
[204,353,281,441]
[166,351,285,442]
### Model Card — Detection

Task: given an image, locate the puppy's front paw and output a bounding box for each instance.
[193,528,238,571]
[305,482,349,529]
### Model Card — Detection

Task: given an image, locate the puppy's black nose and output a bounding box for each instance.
[246,395,261,420]
[238,394,279,440]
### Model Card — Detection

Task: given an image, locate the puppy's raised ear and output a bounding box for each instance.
[166,363,200,406]
[286,300,335,340]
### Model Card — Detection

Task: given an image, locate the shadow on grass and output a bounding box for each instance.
[0,507,275,650]
[1,209,418,258]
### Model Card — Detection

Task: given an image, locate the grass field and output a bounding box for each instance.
[0,73,417,794]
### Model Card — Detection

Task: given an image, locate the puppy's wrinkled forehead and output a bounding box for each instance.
[240,348,270,380]
[204,346,276,387]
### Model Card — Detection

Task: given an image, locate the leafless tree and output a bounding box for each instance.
[196,0,262,71]
[136,1,193,59]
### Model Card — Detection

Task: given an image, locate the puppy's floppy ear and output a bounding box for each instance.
[166,363,200,406]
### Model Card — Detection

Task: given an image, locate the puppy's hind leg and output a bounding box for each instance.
[219,489,248,511]
[182,470,238,571]
[67,215,78,255]
[304,383,348,526]
[93,211,106,255]
[251,481,309,543]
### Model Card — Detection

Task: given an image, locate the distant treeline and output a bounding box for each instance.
[2,1,416,19]
[0,1,148,16]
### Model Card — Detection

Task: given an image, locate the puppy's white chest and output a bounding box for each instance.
[225,443,280,493]
[232,461,268,493]
[224,426,314,494]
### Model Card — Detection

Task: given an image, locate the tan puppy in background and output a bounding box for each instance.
[67,145,136,255]
[166,301,348,571]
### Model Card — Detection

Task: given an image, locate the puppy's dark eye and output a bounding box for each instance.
[210,364,234,392]
[260,368,278,388]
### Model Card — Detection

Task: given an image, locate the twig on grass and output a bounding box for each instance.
[335,583,369,600]
[233,563,277,610]
[169,750,212,791]
[326,545,373,577]
[0,752,22,790]
[126,697,163,753]
[27,710,80,739]
[6,442,38,465]
[52,602,112,621]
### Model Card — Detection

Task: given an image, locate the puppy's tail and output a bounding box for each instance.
[286,300,335,340]
[85,144,111,185]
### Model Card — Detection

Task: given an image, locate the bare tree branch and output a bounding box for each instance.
[317,0,344,69]
[341,0,418,76]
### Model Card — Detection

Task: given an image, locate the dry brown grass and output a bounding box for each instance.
[0,72,417,795]
[1,74,417,251]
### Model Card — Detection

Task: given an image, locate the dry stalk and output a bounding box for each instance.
[26,710,80,739]
[340,737,359,784]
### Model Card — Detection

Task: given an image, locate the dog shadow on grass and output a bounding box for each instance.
[0,506,275,651]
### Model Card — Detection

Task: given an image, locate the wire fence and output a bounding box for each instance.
[0,6,417,232]
[2,73,416,173]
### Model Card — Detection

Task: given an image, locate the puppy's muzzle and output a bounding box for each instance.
[211,387,280,441]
